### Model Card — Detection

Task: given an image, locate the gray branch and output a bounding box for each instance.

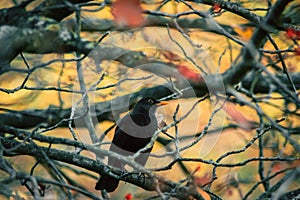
[0,137,206,200]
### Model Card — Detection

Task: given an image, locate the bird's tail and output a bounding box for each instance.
[95,175,119,192]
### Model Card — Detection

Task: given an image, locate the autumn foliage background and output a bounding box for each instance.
[0,0,300,199]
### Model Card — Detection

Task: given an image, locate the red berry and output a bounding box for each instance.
[125,193,133,200]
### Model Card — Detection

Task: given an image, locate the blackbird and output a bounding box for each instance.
[95,97,168,192]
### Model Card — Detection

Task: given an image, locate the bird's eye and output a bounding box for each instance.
[148,99,153,104]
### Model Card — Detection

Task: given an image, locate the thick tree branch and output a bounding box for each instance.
[68,15,237,35]
[222,0,294,86]
[0,24,96,70]
[0,137,206,200]
[241,72,300,93]
[31,0,92,21]
[1,69,300,129]
[279,187,300,200]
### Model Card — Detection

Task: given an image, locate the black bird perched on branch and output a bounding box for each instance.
[95,97,168,192]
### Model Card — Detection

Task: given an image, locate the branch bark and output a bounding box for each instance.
[0,136,207,200]
[1,70,300,129]
[222,0,294,86]
[279,187,300,200]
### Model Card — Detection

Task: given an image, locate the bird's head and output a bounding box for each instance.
[133,97,168,114]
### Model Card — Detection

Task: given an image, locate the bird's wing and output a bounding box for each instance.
[111,112,156,150]
[108,113,157,167]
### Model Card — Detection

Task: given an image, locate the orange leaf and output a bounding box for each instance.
[233,25,254,40]
[195,165,201,172]
[286,27,300,40]
[193,173,211,186]
[198,188,211,200]
[272,162,284,173]
[112,0,144,27]
[177,65,202,82]
[223,102,257,131]
[294,46,300,56]
[212,3,222,13]
[162,52,181,61]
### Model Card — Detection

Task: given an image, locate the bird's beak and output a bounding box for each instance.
[157,101,168,106]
